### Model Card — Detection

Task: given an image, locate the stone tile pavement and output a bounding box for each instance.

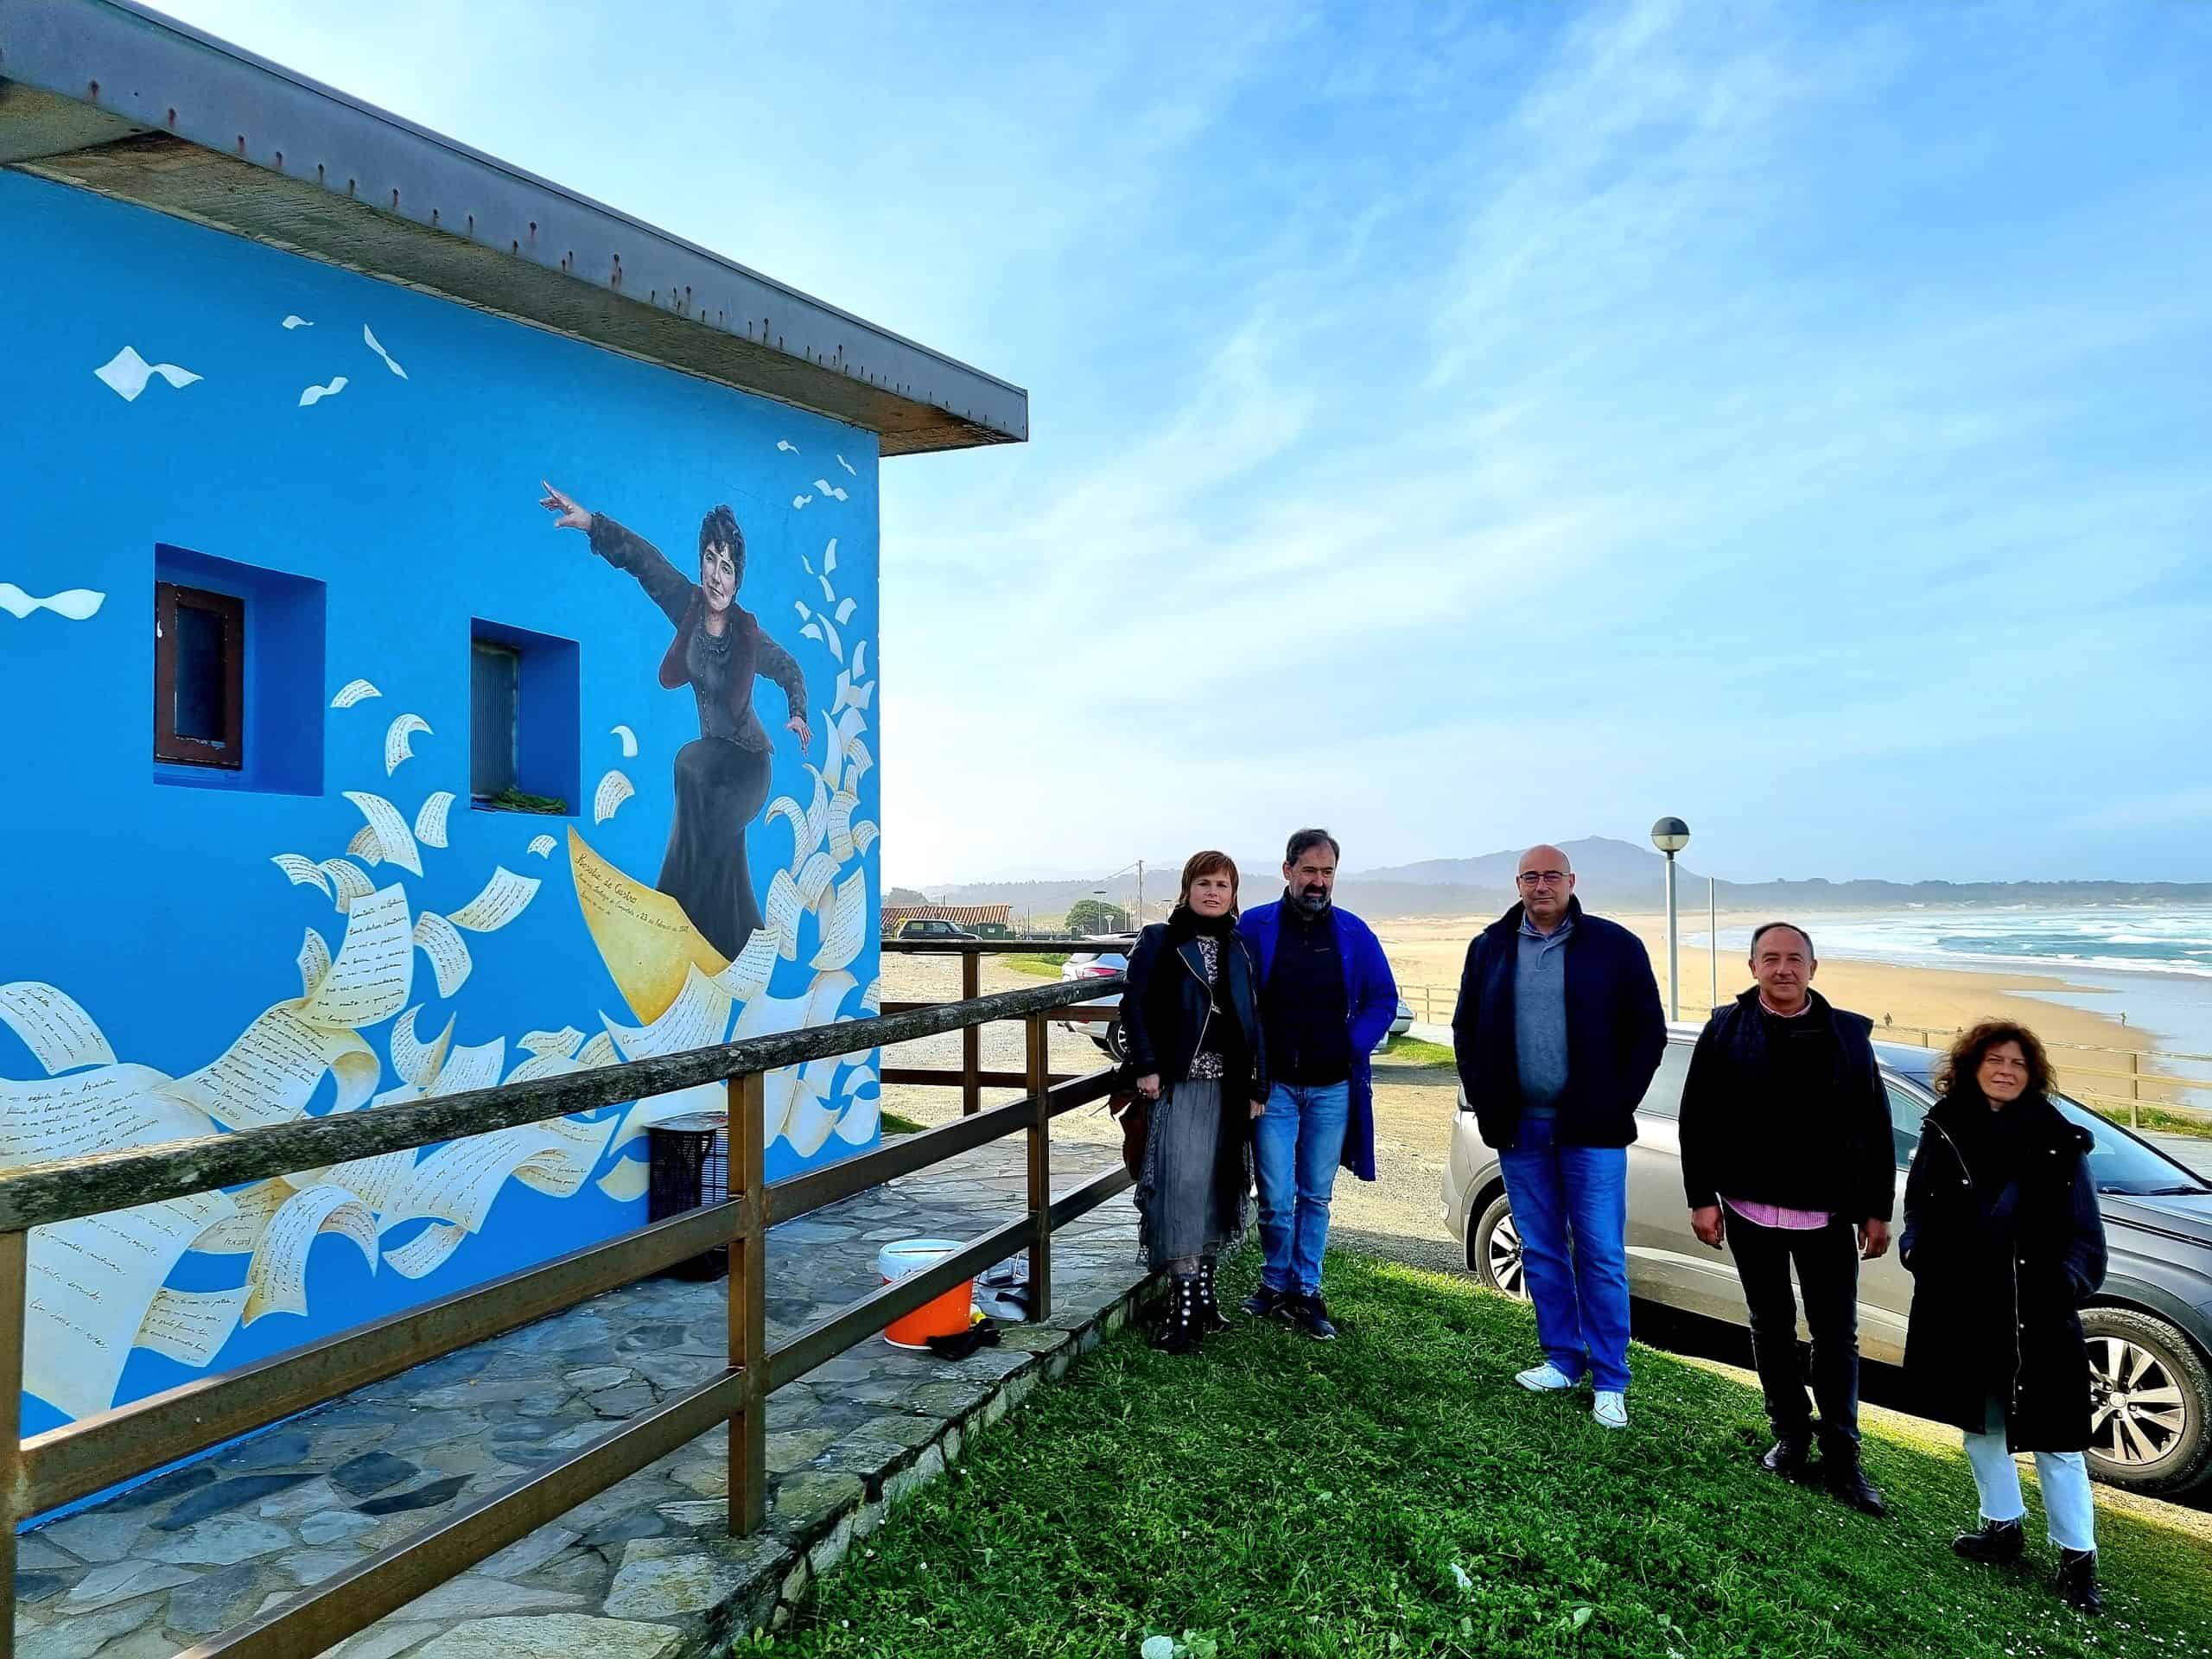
[15,1135,1147,1659]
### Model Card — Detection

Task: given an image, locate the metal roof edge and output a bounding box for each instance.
[0,0,1028,454]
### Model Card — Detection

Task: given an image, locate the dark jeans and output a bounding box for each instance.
[1726,1210,1862,1450]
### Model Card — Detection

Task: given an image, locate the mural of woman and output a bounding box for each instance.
[538,481,811,961]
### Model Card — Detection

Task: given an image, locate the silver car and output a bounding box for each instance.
[1059,951,1411,1062]
[1056,938,1132,1063]
[1440,1027,2212,1496]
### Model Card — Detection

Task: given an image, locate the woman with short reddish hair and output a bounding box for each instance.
[1902,1020,2109,1614]
[1119,851,1268,1353]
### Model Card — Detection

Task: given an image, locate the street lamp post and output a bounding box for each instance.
[1650,817,1692,1022]
[1708,875,1719,1014]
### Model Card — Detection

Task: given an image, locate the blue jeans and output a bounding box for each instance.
[1255,1080,1351,1297]
[1497,1115,1631,1393]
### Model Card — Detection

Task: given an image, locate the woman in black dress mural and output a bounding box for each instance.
[539,481,810,961]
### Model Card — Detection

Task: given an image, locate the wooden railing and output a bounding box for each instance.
[0,972,1125,1659]
[880,938,1122,1114]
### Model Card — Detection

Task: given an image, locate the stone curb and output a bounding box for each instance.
[676,1283,1150,1651]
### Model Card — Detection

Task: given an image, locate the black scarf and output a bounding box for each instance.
[1166,902,1237,944]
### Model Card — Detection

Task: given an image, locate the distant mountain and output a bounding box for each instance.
[1349,837,2212,917]
[919,836,2212,925]
[1360,836,1706,901]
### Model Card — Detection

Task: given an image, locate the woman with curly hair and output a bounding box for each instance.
[1901,1020,2109,1614]
[1119,851,1268,1354]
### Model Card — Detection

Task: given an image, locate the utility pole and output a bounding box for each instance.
[1135,860,1144,925]
[1708,876,1718,1014]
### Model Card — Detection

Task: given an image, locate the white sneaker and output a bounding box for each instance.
[1593,1391,1629,1430]
[1516,1363,1577,1393]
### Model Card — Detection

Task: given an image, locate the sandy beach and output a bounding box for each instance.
[1371,911,2202,1120]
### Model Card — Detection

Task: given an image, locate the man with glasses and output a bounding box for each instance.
[1452,845,1665,1428]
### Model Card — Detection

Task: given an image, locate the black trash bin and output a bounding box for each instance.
[646,1111,730,1280]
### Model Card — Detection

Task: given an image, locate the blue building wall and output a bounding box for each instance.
[0,172,884,1437]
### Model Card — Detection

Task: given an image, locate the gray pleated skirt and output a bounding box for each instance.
[1135,1077,1245,1270]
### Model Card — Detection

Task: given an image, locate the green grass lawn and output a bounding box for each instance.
[879,1109,929,1135]
[2111,1103,2212,1141]
[758,1250,2211,1658]
[1377,1034,1455,1067]
[1003,953,1071,980]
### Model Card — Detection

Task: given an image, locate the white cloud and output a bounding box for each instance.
[153,0,2212,884]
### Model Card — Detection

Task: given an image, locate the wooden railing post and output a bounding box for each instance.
[2131,1050,2141,1128]
[1026,1014,1052,1323]
[1,1229,25,1659]
[728,1071,768,1535]
[961,948,982,1116]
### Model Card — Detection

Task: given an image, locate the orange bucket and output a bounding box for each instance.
[879,1239,974,1349]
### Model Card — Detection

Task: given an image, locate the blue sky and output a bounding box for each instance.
[154,1,2212,885]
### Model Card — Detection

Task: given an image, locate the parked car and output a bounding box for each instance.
[894,918,976,940]
[1440,1027,2212,1496]
[1059,948,1412,1065]
[1056,937,1133,1063]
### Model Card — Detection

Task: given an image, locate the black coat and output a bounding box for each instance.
[1679,988,1897,1222]
[1120,922,1267,1254]
[1121,922,1268,1103]
[1900,1091,2108,1450]
[1451,898,1667,1150]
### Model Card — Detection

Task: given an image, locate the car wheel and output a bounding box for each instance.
[1471,1191,1529,1302]
[1103,1020,1128,1065]
[2082,1306,2212,1495]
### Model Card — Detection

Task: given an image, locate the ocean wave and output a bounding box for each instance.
[1719,906,2212,982]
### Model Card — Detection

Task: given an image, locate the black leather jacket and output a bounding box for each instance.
[1120,923,1268,1103]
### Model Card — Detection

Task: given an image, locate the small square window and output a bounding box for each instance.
[154,582,245,768]
[153,548,324,796]
[471,641,523,798]
[471,620,580,813]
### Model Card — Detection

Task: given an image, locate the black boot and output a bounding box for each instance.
[1821,1444,1887,1517]
[2056,1549,2103,1616]
[1153,1273,1202,1355]
[1759,1433,1815,1483]
[1195,1258,1231,1334]
[1952,1518,2025,1566]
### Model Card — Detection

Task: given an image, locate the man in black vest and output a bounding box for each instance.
[1680,922,1895,1516]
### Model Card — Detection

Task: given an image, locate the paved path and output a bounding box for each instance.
[15,1136,1145,1659]
[2151,1132,2212,1180]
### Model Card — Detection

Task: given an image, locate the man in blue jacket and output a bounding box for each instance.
[1452,844,1666,1428]
[1237,829,1400,1339]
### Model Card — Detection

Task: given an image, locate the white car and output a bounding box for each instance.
[1058,949,1411,1062]
[1055,938,1131,1063]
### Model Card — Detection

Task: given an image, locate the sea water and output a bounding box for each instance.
[1696,906,2212,1103]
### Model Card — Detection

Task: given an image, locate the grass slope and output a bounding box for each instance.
[760,1250,2210,1658]
[1378,1034,1456,1067]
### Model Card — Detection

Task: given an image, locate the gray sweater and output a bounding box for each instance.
[1514,914,1575,1118]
